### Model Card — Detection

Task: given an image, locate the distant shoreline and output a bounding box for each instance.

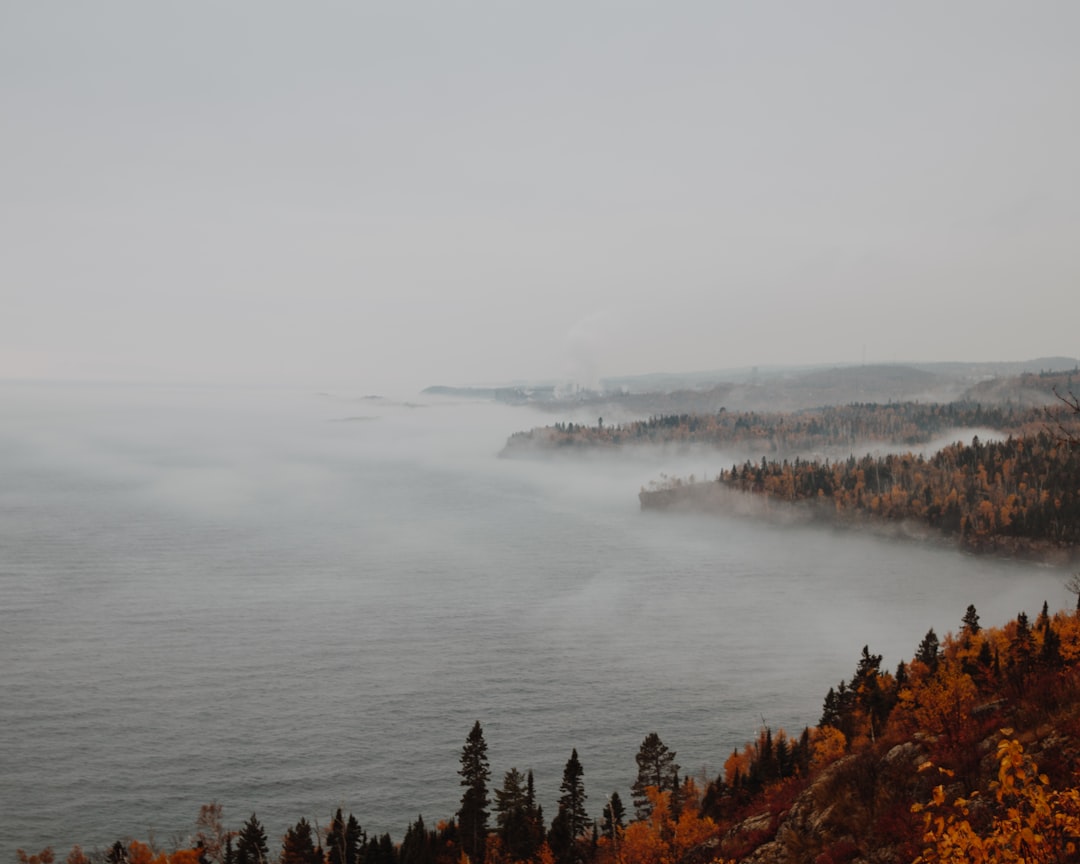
[639,481,1080,566]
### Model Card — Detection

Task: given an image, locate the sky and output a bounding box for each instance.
[2,2,1078,394]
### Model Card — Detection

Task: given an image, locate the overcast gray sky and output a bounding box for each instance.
[2,2,1078,393]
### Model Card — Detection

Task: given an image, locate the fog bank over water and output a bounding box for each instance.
[0,383,1072,855]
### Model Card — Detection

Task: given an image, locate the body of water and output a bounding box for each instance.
[0,382,1071,856]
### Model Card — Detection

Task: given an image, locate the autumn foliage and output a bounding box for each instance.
[22,605,1080,864]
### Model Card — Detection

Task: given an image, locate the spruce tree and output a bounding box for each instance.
[281,818,321,864]
[399,816,434,864]
[600,793,625,840]
[235,814,269,864]
[495,768,537,862]
[327,810,364,864]
[916,628,941,672]
[458,721,491,863]
[962,604,981,636]
[631,733,679,819]
[551,751,590,864]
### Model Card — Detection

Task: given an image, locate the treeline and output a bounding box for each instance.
[706,603,1080,860]
[23,602,1080,863]
[18,729,714,864]
[503,401,1066,456]
[713,430,1080,550]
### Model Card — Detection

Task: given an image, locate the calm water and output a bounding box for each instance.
[0,383,1071,857]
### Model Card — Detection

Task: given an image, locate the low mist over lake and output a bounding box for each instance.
[1,383,1071,855]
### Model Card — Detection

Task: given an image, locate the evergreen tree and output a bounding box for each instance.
[495,768,537,862]
[1041,622,1063,667]
[795,727,812,775]
[458,722,491,864]
[962,604,981,636]
[525,770,545,855]
[281,818,321,864]
[326,809,364,864]
[631,733,679,819]
[548,810,572,864]
[669,770,683,820]
[399,816,434,864]
[599,793,625,841]
[235,815,269,864]
[819,686,841,729]
[916,628,941,672]
[557,749,588,843]
[364,834,396,864]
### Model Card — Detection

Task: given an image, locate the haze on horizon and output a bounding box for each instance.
[2,3,1078,394]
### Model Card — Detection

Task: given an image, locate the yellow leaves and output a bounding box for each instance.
[809,726,846,770]
[914,734,1080,863]
[608,783,716,864]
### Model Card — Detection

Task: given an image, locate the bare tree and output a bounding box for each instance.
[195,803,230,864]
[1066,572,1080,613]
[1046,387,1080,448]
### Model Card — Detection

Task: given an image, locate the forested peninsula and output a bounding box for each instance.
[641,429,1080,560]
[503,376,1080,561]
[22,604,1080,863]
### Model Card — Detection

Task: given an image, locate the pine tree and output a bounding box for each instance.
[281,818,321,864]
[399,816,435,864]
[551,750,588,864]
[600,792,625,841]
[495,768,537,862]
[235,815,268,864]
[326,809,364,864]
[961,604,981,636]
[525,770,545,856]
[365,834,396,864]
[916,628,941,672]
[669,769,683,820]
[631,733,679,819]
[458,721,491,863]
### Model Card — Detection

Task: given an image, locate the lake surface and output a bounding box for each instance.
[0,382,1071,856]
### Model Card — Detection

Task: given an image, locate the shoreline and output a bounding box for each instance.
[639,481,1080,566]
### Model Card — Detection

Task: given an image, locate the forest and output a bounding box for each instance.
[502,372,1079,458]
[505,402,1048,456]
[20,602,1080,863]
[625,390,1080,558]
[687,429,1080,554]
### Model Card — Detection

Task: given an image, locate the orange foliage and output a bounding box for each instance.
[810,726,846,770]
[612,785,716,864]
[913,733,1080,862]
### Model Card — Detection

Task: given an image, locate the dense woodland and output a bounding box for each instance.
[503,373,1079,458]
[699,429,1080,552]
[21,603,1080,863]
[628,390,1080,557]
[505,402,1048,455]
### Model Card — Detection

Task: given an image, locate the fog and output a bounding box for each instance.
[3,2,1080,851]
[1,382,1073,854]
